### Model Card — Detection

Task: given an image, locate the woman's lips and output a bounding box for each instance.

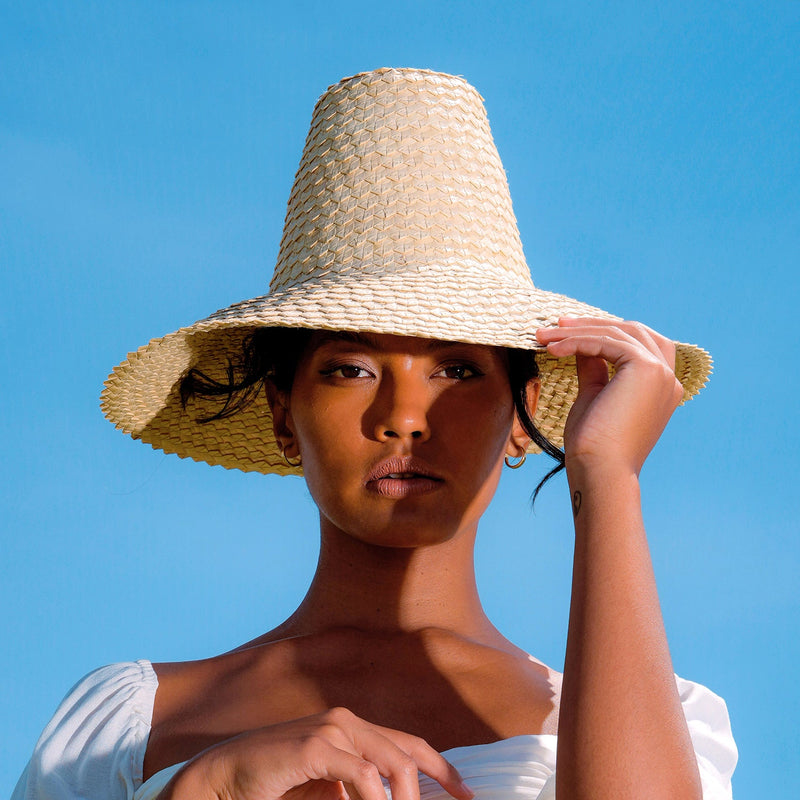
[367,474,444,498]
[365,457,444,497]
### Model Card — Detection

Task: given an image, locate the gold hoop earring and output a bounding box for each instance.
[504,453,526,469]
[281,447,302,468]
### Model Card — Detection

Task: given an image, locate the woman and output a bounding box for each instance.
[13,68,736,800]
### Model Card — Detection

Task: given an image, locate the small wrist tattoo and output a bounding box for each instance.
[572,490,582,518]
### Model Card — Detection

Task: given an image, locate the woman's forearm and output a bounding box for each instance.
[556,462,702,800]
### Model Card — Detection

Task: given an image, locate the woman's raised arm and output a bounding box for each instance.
[536,318,702,800]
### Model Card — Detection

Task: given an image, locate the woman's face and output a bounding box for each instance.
[271,332,534,548]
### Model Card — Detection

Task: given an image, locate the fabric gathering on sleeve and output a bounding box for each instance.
[676,675,738,800]
[11,661,158,800]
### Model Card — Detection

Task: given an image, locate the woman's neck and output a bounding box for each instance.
[276,515,498,641]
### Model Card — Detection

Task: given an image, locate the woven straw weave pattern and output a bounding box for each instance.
[272,69,529,291]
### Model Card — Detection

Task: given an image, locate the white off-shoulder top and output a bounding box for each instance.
[12,660,738,800]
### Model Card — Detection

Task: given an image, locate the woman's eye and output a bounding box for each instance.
[436,364,480,380]
[321,364,371,379]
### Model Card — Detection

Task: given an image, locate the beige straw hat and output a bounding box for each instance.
[101,67,711,476]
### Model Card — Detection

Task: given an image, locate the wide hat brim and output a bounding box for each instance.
[100,264,712,477]
[101,67,711,475]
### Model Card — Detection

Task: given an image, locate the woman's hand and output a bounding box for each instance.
[536,318,684,476]
[161,707,473,800]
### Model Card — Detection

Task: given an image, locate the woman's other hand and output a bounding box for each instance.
[160,707,473,800]
[536,318,684,476]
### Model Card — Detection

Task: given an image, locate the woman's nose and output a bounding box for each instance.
[371,372,432,443]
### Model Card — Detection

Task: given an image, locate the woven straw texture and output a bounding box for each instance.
[101,67,712,476]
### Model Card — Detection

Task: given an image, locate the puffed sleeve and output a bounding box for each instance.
[676,675,738,800]
[11,661,158,800]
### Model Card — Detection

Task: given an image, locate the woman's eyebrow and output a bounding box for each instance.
[315,332,475,350]
[312,332,487,360]
[314,331,379,348]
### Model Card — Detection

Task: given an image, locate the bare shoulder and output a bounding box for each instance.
[447,635,562,736]
[146,635,307,779]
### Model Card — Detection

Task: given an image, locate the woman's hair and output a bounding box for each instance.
[181,327,565,502]
[505,348,567,503]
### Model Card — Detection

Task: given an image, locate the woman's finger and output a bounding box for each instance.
[574,353,610,398]
[315,710,472,800]
[540,331,679,406]
[547,318,675,367]
[305,743,395,800]
[346,728,422,800]
[369,727,474,800]
[537,329,652,368]
[348,724,472,800]
[572,318,675,368]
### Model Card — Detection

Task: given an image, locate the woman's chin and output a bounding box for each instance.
[321,506,474,551]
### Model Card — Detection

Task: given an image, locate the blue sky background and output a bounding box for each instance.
[2,2,798,797]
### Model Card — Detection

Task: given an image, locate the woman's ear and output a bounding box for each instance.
[265,381,299,458]
[506,378,541,458]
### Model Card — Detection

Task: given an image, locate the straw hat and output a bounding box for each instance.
[101,67,711,476]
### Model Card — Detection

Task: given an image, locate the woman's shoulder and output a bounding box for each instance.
[12,661,158,800]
